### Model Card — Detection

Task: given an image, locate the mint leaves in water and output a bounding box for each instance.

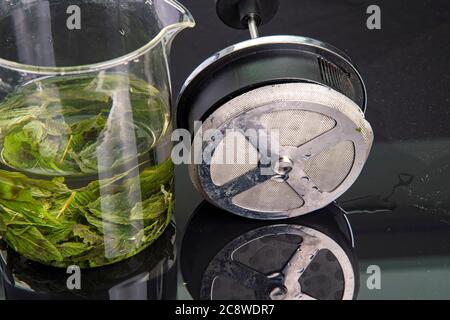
[0,74,174,268]
[0,74,168,176]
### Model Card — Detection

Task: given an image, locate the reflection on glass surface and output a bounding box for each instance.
[0,223,176,300]
[181,202,358,300]
[337,140,450,299]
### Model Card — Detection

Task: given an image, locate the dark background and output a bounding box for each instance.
[171,0,450,299]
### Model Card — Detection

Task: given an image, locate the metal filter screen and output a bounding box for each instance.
[232,179,304,212]
[191,83,373,219]
[210,131,259,186]
[260,110,336,147]
[304,140,355,192]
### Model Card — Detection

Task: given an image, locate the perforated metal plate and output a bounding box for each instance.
[200,225,356,300]
[189,82,373,219]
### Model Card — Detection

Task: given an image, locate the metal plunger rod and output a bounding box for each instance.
[247,15,260,38]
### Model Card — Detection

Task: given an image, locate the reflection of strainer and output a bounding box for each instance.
[180,202,358,300]
[201,225,355,300]
[177,0,373,219]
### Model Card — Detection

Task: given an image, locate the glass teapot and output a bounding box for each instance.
[0,0,194,268]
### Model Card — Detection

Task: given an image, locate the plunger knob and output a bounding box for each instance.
[216,0,280,35]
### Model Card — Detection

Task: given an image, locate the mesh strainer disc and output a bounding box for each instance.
[190,82,373,219]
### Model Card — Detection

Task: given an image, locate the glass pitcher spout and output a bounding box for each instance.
[133,0,195,60]
[157,0,196,42]
[0,0,195,75]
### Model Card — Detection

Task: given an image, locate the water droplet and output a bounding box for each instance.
[133,59,140,63]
